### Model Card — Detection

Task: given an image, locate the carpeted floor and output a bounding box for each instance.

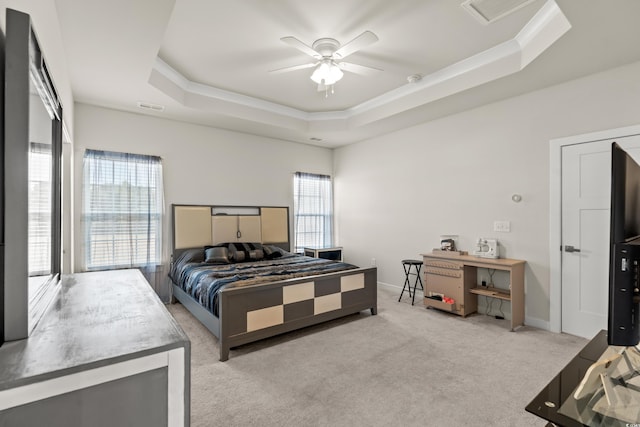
[167,285,587,427]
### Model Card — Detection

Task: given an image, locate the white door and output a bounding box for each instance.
[561,135,640,338]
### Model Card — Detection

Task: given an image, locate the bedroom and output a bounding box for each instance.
[1,0,640,426]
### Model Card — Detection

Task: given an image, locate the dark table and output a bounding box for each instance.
[526,330,609,426]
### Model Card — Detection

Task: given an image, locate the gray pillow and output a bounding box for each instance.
[263,245,287,259]
[205,247,230,264]
[177,248,205,264]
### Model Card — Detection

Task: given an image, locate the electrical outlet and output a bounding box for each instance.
[493,220,511,232]
[371,258,376,267]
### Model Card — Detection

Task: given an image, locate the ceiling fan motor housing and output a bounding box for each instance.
[312,38,341,58]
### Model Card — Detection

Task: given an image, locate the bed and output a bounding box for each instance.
[169,204,377,361]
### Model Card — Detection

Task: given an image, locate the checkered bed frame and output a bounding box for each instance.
[216,268,378,361]
[241,273,365,333]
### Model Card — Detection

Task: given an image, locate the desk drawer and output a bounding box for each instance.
[425,271,463,289]
[424,259,462,270]
[425,267,462,278]
[424,297,455,312]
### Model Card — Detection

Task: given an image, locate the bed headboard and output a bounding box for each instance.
[172,204,290,253]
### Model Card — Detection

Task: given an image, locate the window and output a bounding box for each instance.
[293,172,333,253]
[28,143,52,276]
[82,150,163,270]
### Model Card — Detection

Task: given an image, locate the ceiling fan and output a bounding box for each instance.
[271,30,382,96]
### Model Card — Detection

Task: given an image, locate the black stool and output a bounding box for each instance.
[399,259,424,305]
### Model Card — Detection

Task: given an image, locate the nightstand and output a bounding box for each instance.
[303,246,343,261]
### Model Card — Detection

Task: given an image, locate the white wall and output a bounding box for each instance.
[73,104,333,270]
[334,60,640,328]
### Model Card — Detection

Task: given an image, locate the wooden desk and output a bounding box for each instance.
[421,252,525,331]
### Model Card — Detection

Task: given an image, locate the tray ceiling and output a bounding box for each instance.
[54,0,640,147]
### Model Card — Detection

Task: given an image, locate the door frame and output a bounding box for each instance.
[549,124,640,333]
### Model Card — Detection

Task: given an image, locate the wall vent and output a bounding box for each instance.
[137,101,165,112]
[461,0,538,24]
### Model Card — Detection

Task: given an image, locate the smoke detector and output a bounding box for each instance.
[407,74,422,84]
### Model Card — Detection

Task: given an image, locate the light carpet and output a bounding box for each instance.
[167,285,587,427]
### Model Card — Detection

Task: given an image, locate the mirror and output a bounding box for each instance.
[4,8,62,339]
[24,21,62,332]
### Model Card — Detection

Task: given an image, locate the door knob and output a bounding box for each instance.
[564,245,581,253]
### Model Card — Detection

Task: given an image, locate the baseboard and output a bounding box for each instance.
[378,281,402,290]
[524,315,550,331]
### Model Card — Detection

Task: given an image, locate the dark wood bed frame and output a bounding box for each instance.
[170,204,378,361]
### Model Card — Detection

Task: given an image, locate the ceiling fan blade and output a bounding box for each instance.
[338,62,383,75]
[334,31,378,59]
[269,62,317,74]
[280,36,322,59]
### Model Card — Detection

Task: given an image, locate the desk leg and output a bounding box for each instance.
[510,264,525,330]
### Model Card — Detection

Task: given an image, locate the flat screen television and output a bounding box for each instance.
[608,142,640,346]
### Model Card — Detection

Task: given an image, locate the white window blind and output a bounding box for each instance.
[28,143,52,276]
[82,150,163,270]
[293,172,333,253]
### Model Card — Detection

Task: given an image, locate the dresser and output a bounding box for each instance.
[0,270,190,426]
[303,246,343,261]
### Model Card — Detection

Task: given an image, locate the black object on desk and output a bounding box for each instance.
[399,260,423,306]
[526,330,611,426]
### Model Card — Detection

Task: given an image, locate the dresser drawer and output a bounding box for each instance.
[423,259,462,270]
[424,297,455,312]
[425,266,462,278]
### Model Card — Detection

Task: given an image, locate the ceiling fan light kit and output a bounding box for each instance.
[310,59,344,86]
